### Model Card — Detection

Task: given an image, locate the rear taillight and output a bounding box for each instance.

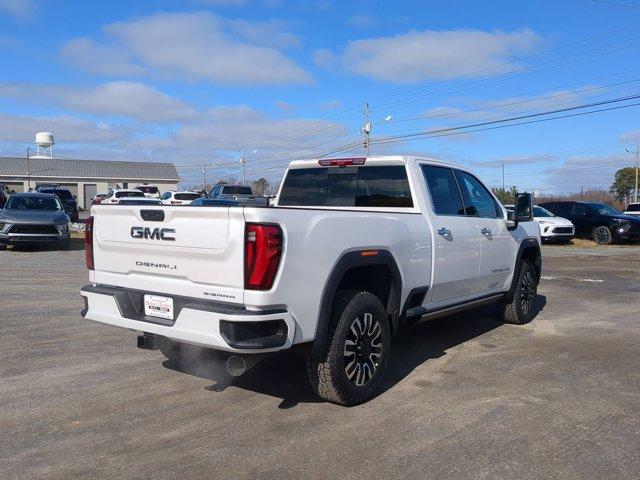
[85,215,94,270]
[244,223,283,290]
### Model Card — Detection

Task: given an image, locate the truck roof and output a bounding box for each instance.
[286,155,465,170]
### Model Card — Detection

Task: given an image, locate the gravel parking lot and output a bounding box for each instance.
[1,242,639,479]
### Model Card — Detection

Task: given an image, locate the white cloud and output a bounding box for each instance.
[228,19,301,48]
[192,0,248,5]
[0,112,131,144]
[347,14,376,28]
[318,99,342,110]
[338,28,541,83]
[274,100,294,112]
[620,129,640,144]
[0,81,195,122]
[176,105,346,151]
[313,48,337,68]
[61,12,311,86]
[61,38,146,76]
[0,0,37,18]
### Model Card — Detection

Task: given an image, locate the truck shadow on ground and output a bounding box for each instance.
[163,295,547,409]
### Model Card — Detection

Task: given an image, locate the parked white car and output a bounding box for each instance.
[102,189,149,205]
[135,184,161,199]
[506,204,574,242]
[623,202,640,216]
[160,191,202,205]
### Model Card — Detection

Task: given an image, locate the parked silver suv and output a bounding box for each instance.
[0,193,71,249]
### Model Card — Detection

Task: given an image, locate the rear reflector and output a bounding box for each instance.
[245,223,283,290]
[318,157,366,168]
[85,215,94,270]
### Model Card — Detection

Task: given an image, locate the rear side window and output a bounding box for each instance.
[421,165,464,216]
[626,204,640,212]
[278,166,413,207]
[555,203,572,217]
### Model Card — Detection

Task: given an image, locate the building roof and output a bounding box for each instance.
[0,156,179,181]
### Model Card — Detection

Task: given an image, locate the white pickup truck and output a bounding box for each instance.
[81,156,541,405]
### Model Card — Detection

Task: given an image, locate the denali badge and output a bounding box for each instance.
[136,261,177,270]
[131,226,175,241]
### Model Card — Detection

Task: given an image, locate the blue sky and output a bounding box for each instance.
[1,0,640,192]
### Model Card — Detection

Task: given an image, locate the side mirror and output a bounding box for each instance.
[515,192,533,222]
[505,192,533,230]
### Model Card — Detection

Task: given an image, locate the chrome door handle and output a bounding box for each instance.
[437,228,452,236]
[481,227,492,235]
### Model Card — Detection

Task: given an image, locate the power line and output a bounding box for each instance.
[590,0,640,10]
[371,93,640,145]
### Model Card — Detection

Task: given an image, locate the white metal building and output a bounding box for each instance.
[0,156,180,210]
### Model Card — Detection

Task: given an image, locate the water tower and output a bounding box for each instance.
[34,131,54,158]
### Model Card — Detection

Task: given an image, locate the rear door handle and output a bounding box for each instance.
[481,227,492,236]
[437,228,452,237]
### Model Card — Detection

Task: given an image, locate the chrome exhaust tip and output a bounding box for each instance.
[226,355,247,377]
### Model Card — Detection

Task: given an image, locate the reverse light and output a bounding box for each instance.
[85,216,94,270]
[245,223,283,290]
[318,157,366,168]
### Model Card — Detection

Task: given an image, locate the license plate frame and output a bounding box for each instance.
[144,294,174,320]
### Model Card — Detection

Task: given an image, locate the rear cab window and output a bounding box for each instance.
[278,165,413,208]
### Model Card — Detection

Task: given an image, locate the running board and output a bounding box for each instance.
[405,293,505,323]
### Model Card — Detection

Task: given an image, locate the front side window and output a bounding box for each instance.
[175,193,201,201]
[422,165,464,216]
[589,203,621,216]
[454,170,499,219]
[572,203,592,217]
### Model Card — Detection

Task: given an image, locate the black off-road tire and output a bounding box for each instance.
[593,226,613,245]
[499,260,538,325]
[306,290,391,406]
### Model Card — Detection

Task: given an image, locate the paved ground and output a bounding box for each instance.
[1,243,639,479]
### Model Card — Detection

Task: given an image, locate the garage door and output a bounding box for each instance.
[83,184,97,210]
[2,182,23,193]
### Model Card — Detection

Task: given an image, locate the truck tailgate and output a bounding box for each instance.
[91,205,245,304]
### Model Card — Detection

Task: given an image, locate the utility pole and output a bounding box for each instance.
[240,146,247,185]
[202,161,207,191]
[363,102,371,157]
[26,147,31,191]
[580,185,585,201]
[502,164,505,190]
[635,144,639,203]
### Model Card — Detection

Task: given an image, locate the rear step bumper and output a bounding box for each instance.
[80,284,296,353]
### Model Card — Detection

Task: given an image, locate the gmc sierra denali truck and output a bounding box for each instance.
[81,156,541,406]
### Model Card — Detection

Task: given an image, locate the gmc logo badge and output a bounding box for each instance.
[130,226,175,241]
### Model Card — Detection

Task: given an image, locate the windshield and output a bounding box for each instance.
[40,189,73,200]
[116,191,145,198]
[5,195,62,211]
[589,203,621,216]
[137,186,159,194]
[533,206,554,217]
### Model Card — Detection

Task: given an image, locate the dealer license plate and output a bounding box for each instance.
[144,295,174,320]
